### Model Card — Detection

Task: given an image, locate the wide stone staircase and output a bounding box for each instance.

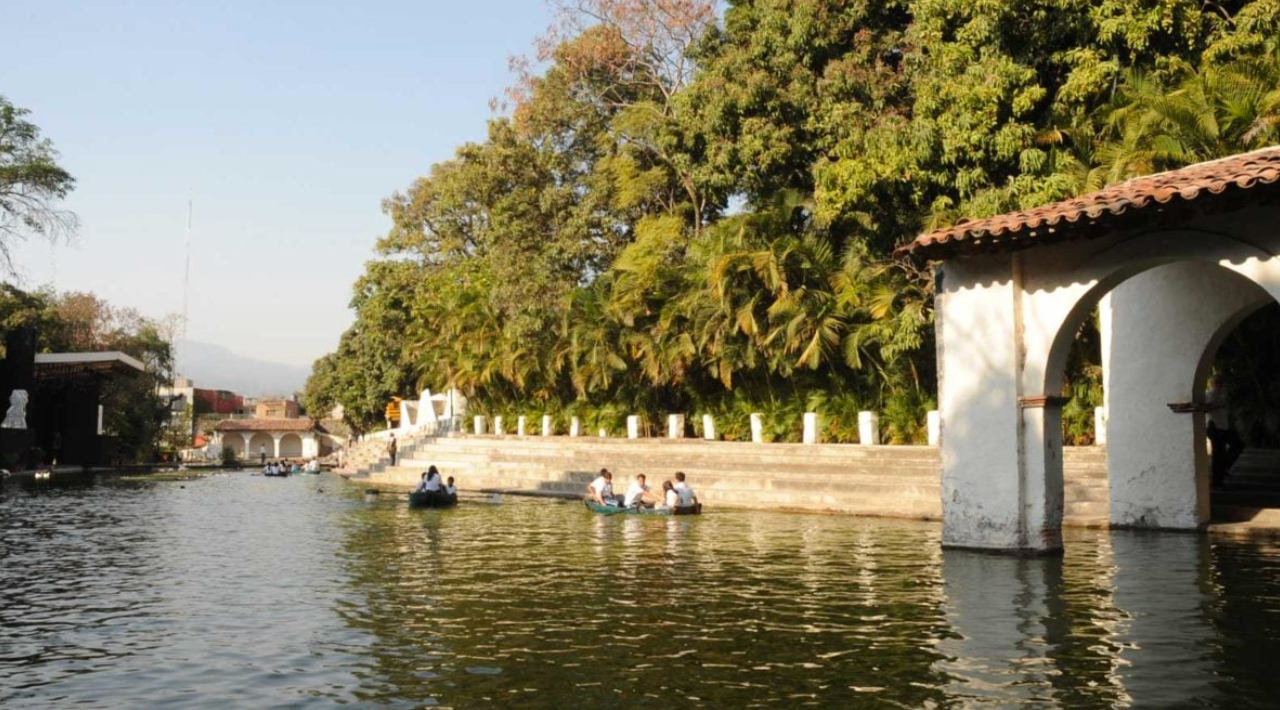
[347,434,1113,525]
[337,433,436,477]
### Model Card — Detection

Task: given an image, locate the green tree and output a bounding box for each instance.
[1,95,77,270]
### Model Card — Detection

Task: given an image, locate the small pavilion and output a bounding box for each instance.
[898,147,1280,554]
[212,418,326,461]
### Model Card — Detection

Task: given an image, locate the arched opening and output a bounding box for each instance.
[278,433,303,458]
[248,433,275,461]
[221,433,245,459]
[1197,303,1280,520]
[1044,260,1277,530]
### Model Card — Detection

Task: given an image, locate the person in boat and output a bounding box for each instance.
[445,476,457,497]
[587,469,616,506]
[415,466,443,494]
[672,471,698,508]
[654,480,678,511]
[623,473,662,509]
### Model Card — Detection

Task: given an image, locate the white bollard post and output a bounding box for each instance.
[627,415,641,439]
[542,415,553,437]
[570,416,581,437]
[1094,406,1108,446]
[858,411,880,445]
[598,427,609,438]
[668,414,685,439]
[750,413,764,443]
[803,412,819,445]
[702,414,716,441]
[927,410,941,446]
[474,416,487,435]
[494,416,505,436]
[517,416,527,437]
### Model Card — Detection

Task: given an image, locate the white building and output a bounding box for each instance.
[899,147,1280,554]
[212,418,326,460]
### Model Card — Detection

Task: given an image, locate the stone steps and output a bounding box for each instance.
[357,435,1114,523]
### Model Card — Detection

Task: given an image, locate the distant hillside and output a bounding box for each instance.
[175,340,310,397]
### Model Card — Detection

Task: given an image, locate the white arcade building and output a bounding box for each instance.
[212,418,326,460]
[898,147,1280,554]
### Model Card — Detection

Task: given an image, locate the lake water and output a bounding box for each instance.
[2,471,1279,709]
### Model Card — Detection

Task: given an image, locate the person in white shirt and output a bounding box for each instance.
[624,474,661,508]
[415,466,443,493]
[660,480,679,510]
[587,469,615,505]
[445,476,458,497]
[672,471,698,508]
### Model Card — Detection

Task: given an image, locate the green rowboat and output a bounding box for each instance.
[582,498,702,516]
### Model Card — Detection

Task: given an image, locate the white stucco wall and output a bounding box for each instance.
[938,255,1037,550]
[937,202,1280,551]
[1107,262,1270,528]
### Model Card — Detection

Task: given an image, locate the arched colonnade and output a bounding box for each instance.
[902,149,1280,553]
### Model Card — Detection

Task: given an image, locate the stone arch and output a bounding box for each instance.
[278,433,303,458]
[937,223,1280,551]
[1026,226,1280,401]
[220,433,245,458]
[1030,255,1278,531]
[248,432,275,460]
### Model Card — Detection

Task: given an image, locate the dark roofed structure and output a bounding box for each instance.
[896,146,1280,261]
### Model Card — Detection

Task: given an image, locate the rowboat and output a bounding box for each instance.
[409,491,458,509]
[582,499,702,516]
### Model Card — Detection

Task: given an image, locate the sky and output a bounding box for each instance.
[2,0,555,370]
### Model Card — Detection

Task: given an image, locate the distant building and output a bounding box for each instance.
[211,418,329,460]
[255,398,300,419]
[160,377,247,416]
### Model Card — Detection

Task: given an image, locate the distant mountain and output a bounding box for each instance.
[175,340,310,397]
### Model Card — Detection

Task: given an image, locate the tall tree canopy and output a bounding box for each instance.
[0,95,76,271]
[309,0,1280,442]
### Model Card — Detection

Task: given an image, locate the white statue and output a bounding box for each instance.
[2,389,28,430]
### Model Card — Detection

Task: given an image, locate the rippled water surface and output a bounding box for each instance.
[2,472,1280,709]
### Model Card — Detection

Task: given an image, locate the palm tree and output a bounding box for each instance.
[1104,47,1280,179]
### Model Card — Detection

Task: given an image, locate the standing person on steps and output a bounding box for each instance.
[387,433,398,467]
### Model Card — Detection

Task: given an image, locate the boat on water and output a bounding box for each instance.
[582,499,702,516]
[409,491,458,509]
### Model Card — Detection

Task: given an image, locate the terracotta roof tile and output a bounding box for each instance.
[213,418,316,432]
[896,146,1280,261]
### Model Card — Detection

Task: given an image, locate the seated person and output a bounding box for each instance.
[587,469,616,505]
[262,462,273,475]
[445,476,457,497]
[415,466,443,493]
[672,471,698,508]
[657,480,678,510]
[623,474,661,508]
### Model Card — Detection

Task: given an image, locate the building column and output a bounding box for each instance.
[939,256,1062,553]
[272,434,282,458]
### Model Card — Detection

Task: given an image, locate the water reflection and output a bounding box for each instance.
[3,475,1280,709]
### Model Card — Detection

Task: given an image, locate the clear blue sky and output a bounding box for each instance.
[2,0,554,369]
